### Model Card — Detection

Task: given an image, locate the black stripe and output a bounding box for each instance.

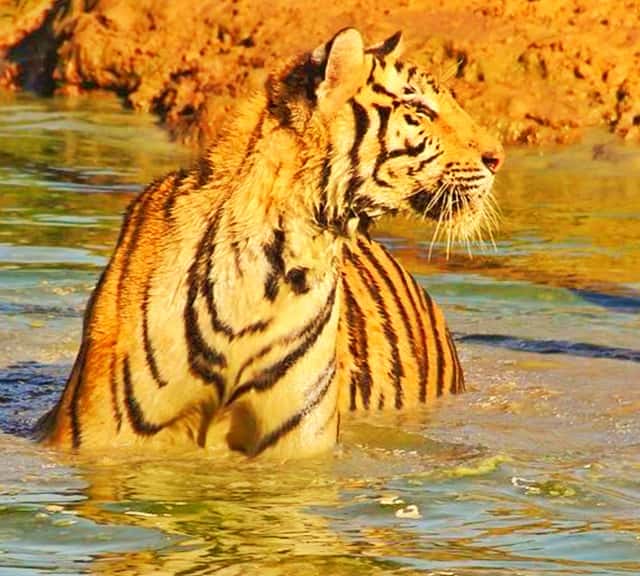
[69,342,88,448]
[263,227,286,301]
[446,329,465,393]
[142,278,170,388]
[229,282,337,404]
[185,279,226,399]
[228,215,244,281]
[407,151,444,176]
[372,83,399,99]
[414,102,438,121]
[372,104,392,188]
[404,113,419,126]
[162,170,189,219]
[456,173,485,182]
[357,238,419,404]
[285,267,309,294]
[184,213,228,400]
[344,244,404,408]
[197,403,216,448]
[185,216,227,365]
[321,146,333,189]
[344,100,370,207]
[365,31,402,58]
[239,110,266,172]
[196,155,213,186]
[231,240,244,278]
[446,330,460,393]
[387,137,427,159]
[110,174,159,444]
[443,328,455,394]
[231,286,334,392]
[253,360,336,456]
[342,280,372,410]
[185,275,227,367]
[197,212,271,338]
[115,185,154,311]
[349,371,357,411]
[315,143,333,226]
[366,57,377,85]
[427,76,441,94]
[456,343,465,392]
[423,290,446,396]
[377,242,429,403]
[201,212,235,338]
[123,356,165,436]
[109,352,123,432]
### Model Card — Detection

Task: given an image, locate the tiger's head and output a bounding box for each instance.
[266,28,503,248]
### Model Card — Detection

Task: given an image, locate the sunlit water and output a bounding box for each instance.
[0,92,638,576]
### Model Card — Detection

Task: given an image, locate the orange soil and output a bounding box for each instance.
[2,0,640,147]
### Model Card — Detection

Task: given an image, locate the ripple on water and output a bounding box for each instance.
[0,96,639,575]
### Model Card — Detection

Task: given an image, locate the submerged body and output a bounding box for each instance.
[38,29,502,457]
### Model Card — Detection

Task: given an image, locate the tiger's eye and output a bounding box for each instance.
[403,113,420,126]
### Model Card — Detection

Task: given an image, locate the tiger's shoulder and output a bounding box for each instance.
[337,234,463,415]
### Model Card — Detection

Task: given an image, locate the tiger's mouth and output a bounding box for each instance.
[408,187,468,220]
[407,182,499,256]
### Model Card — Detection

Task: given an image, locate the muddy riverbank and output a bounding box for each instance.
[2,0,639,147]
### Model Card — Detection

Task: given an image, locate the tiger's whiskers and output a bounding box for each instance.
[426,182,448,260]
[424,181,501,260]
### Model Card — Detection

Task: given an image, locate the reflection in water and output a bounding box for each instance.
[0,94,639,575]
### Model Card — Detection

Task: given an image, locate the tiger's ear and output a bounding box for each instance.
[313,28,367,117]
[366,31,404,60]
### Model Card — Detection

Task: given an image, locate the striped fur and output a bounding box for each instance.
[338,236,464,415]
[36,29,503,457]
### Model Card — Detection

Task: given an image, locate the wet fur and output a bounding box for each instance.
[37,29,502,457]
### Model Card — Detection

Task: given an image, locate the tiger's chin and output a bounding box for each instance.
[408,186,499,257]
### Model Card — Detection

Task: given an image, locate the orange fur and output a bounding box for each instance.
[37,28,503,457]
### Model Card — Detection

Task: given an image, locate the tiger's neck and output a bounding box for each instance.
[204,107,345,324]
[208,98,364,239]
[192,106,344,456]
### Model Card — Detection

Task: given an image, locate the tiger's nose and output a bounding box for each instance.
[481,145,505,174]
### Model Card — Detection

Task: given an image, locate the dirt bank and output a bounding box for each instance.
[2,0,640,147]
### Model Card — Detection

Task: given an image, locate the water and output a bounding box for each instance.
[1,92,639,575]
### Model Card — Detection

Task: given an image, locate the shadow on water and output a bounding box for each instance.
[457,333,640,363]
[0,301,82,317]
[570,287,640,314]
[0,361,67,437]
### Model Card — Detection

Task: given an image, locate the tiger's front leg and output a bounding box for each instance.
[220,354,341,459]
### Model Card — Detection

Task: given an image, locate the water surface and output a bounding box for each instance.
[1,92,638,575]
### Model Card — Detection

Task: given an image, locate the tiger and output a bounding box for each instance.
[36,28,503,458]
